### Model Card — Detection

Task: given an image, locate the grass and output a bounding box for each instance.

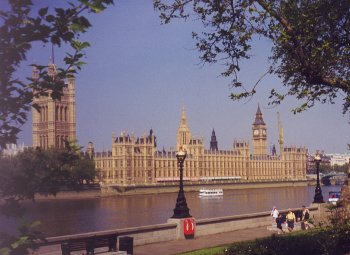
[177,229,319,255]
[177,245,227,255]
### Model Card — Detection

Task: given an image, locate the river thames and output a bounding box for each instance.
[1,185,341,237]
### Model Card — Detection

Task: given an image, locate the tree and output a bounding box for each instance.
[154,0,350,114]
[0,0,114,149]
[320,162,349,174]
[0,146,96,208]
[0,146,96,254]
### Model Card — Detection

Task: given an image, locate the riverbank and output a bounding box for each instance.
[102,180,309,195]
[33,180,309,200]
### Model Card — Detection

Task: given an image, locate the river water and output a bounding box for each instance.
[1,185,341,237]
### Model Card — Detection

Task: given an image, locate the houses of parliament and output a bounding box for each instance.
[91,107,307,185]
[31,64,307,186]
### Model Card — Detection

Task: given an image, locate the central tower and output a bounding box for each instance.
[252,105,267,155]
[176,107,191,151]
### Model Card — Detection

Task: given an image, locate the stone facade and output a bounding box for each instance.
[93,107,307,186]
[32,63,76,149]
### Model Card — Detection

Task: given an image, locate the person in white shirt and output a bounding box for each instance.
[271,206,279,224]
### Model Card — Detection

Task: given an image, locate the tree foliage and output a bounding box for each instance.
[0,220,44,255]
[0,0,114,149]
[0,145,96,215]
[154,0,350,114]
[320,162,349,175]
[0,144,96,254]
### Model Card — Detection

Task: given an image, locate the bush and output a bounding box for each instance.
[224,224,350,255]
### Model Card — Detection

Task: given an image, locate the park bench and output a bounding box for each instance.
[61,233,117,255]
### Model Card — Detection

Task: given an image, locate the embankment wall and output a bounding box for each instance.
[43,205,321,250]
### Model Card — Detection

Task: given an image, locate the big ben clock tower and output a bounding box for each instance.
[252,105,267,155]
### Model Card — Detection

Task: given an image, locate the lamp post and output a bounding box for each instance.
[313,152,324,203]
[171,148,191,218]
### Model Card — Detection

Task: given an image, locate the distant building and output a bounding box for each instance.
[306,151,333,174]
[32,61,76,149]
[93,106,307,186]
[1,143,28,157]
[327,154,350,166]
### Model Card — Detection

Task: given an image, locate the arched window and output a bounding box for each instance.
[45,135,48,149]
[55,106,59,121]
[61,136,65,148]
[44,106,48,122]
[40,107,43,122]
[60,107,63,121]
[64,107,68,121]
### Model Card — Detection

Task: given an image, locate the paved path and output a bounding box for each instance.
[134,226,273,255]
[35,226,275,255]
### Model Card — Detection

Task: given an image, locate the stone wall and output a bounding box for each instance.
[43,206,319,251]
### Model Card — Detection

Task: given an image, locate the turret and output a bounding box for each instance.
[86,142,95,159]
[277,112,284,156]
[210,129,218,151]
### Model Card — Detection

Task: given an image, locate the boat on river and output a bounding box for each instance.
[328,191,341,205]
[199,188,223,197]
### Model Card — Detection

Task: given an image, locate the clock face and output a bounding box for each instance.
[253,130,259,136]
[263,130,266,135]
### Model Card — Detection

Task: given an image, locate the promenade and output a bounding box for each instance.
[134,226,272,255]
[35,225,273,255]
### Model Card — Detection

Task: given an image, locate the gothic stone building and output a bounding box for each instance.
[32,62,76,149]
[93,106,307,185]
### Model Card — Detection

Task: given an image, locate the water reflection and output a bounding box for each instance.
[0,185,341,237]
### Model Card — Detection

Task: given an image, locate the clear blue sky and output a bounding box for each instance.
[15,1,350,154]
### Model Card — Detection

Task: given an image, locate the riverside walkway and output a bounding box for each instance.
[35,225,273,255]
[134,226,272,255]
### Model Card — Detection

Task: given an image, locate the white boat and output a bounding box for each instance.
[328,191,341,205]
[199,188,223,197]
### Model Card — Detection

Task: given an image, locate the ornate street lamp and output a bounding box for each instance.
[171,147,191,218]
[313,152,324,203]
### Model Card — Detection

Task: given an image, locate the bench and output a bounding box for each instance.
[61,233,117,255]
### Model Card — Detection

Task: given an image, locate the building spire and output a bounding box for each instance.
[51,43,55,64]
[277,112,284,155]
[48,44,57,78]
[177,106,191,151]
[253,104,265,125]
[210,128,218,151]
[181,106,187,125]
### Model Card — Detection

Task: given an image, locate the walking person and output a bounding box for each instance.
[276,214,285,235]
[271,206,279,225]
[286,209,296,232]
[301,205,310,230]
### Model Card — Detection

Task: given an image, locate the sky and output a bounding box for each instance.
[12,1,350,154]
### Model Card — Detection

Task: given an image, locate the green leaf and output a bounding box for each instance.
[38,7,48,17]
[11,236,29,249]
[45,15,55,22]
[30,220,41,228]
[0,247,11,255]
[69,23,84,32]
[51,35,61,45]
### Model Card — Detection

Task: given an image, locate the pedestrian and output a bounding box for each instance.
[276,213,285,235]
[301,205,310,230]
[271,206,279,224]
[286,209,296,232]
